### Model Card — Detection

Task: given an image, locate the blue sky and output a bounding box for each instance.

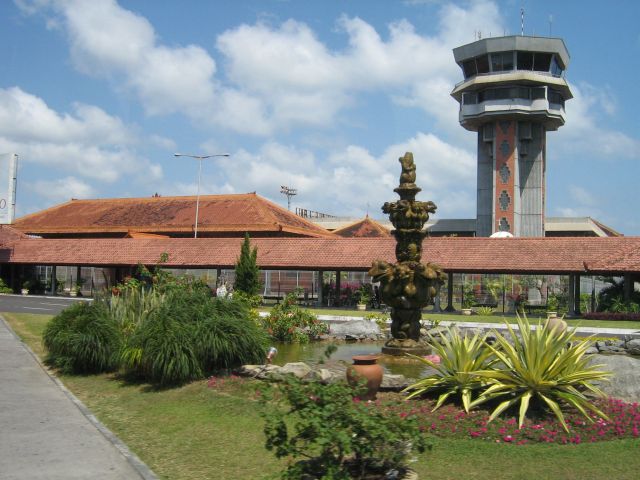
[1,0,639,234]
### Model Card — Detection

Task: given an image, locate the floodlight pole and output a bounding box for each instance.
[280,185,297,211]
[174,153,230,238]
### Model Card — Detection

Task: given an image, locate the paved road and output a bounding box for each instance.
[0,315,155,479]
[0,294,88,315]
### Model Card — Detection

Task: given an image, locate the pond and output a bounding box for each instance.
[272,341,431,379]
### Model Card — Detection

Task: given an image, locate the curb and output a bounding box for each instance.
[0,314,158,480]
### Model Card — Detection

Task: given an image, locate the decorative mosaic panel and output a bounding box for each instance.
[499,120,511,134]
[499,190,511,211]
[499,217,510,232]
[500,140,510,158]
[499,162,510,183]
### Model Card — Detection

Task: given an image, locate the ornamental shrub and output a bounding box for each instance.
[234,233,262,296]
[260,375,429,480]
[472,314,611,431]
[263,290,328,343]
[0,277,12,293]
[121,287,268,385]
[43,301,121,374]
[404,327,497,413]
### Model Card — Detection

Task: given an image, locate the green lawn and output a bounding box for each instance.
[259,306,640,330]
[3,311,640,480]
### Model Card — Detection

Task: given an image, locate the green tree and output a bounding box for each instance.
[234,233,261,296]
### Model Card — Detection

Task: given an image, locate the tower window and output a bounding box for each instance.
[533,53,552,72]
[517,51,533,70]
[462,92,478,105]
[476,55,490,74]
[531,87,546,100]
[462,59,477,78]
[490,51,514,72]
[499,191,511,211]
[548,90,565,107]
[550,55,563,76]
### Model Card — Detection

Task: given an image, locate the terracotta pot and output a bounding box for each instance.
[546,315,567,334]
[346,355,383,401]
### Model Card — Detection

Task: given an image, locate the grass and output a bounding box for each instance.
[3,311,640,480]
[259,306,640,330]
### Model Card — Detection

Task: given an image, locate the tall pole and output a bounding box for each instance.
[280,185,297,211]
[174,153,230,238]
[194,158,203,238]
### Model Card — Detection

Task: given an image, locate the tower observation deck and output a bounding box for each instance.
[451,36,572,237]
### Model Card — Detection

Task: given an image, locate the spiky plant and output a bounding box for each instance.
[403,327,496,412]
[471,314,611,431]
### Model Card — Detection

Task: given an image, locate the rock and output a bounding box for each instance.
[597,345,627,354]
[236,364,281,379]
[381,374,410,390]
[626,339,640,355]
[591,354,640,402]
[585,346,599,355]
[280,362,312,378]
[327,319,380,340]
[461,327,484,338]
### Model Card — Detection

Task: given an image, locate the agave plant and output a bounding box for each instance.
[403,327,496,412]
[471,314,611,431]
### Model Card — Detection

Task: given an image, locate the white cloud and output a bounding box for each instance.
[569,185,596,206]
[556,82,640,160]
[20,0,503,135]
[20,0,217,117]
[0,86,161,183]
[0,86,134,145]
[203,132,476,219]
[27,176,96,202]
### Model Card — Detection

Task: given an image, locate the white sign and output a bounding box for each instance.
[0,153,18,224]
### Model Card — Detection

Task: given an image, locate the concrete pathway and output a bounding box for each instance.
[0,316,156,480]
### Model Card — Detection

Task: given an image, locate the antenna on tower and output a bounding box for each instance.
[521,7,525,36]
[280,185,297,211]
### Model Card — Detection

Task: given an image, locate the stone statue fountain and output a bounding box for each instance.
[369,152,446,356]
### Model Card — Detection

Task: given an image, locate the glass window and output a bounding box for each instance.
[548,90,564,107]
[491,52,514,72]
[512,87,529,99]
[462,92,477,104]
[550,55,563,76]
[533,53,552,72]
[502,51,514,71]
[476,54,490,74]
[462,59,477,78]
[517,51,533,70]
[531,87,546,99]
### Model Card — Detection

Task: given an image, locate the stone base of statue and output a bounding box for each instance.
[382,338,431,357]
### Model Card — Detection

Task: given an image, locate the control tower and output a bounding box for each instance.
[451,36,572,237]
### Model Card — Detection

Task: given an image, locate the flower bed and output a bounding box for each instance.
[380,396,640,445]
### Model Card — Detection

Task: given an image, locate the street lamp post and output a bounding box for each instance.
[174,153,230,238]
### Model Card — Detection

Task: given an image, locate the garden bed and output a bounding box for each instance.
[4,311,640,480]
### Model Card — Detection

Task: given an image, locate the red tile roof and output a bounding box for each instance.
[333,216,391,238]
[1,236,639,274]
[0,225,29,246]
[12,193,333,238]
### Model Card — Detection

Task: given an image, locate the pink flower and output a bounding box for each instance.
[423,354,441,364]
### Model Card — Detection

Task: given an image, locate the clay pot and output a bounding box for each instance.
[346,355,383,401]
[546,315,567,334]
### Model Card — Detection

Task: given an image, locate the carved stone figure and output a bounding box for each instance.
[369,152,445,355]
